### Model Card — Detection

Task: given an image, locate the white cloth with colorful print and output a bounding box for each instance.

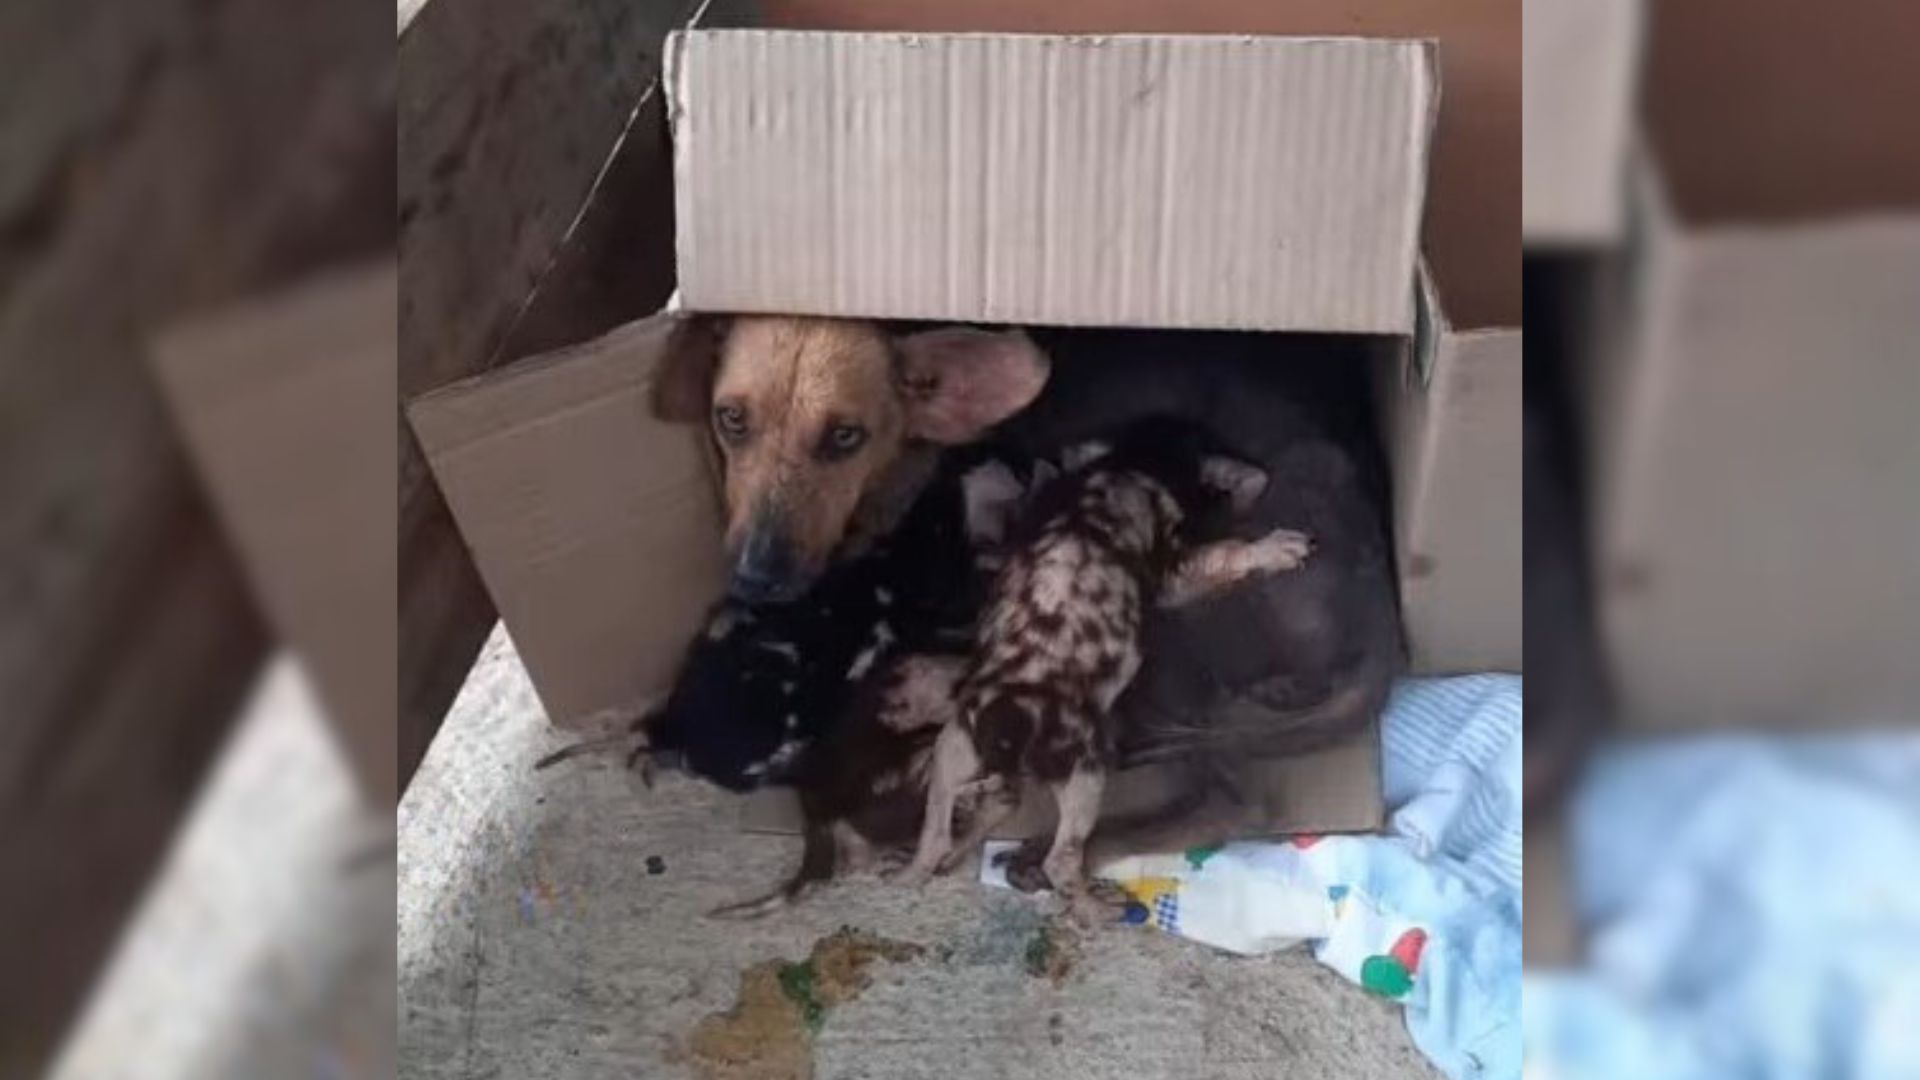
[981,675,1523,1080]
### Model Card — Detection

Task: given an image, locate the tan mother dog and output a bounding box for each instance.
[651,316,1051,604]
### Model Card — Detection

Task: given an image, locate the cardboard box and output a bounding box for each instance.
[411,29,1521,837]
[1384,266,1522,675]
[669,31,1436,334]
[1588,3,1920,731]
[1521,0,1641,245]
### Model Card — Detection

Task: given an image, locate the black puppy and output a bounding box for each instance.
[537,446,1040,792]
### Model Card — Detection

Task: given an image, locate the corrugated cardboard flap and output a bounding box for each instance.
[408,314,727,725]
[1522,0,1641,244]
[1385,262,1522,673]
[669,29,1436,334]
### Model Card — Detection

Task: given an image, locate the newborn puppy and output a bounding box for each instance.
[896,417,1313,917]
[641,447,1038,790]
[708,652,967,918]
[539,447,1038,792]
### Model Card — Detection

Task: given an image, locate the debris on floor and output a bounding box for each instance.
[1020,919,1080,985]
[400,626,1448,1079]
[687,929,922,1080]
[941,898,1080,984]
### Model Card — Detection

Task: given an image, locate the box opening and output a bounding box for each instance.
[728,320,1401,840]
[1644,0,1920,226]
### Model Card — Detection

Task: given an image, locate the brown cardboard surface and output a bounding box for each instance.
[152,263,399,802]
[668,30,1435,335]
[1591,186,1920,731]
[1384,269,1522,674]
[1644,0,1920,226]
[1577,0,1920,733]
[408,315,727,725]
[1521,0,1639,244]
[757,0,1519,330]
[743,718,1383,837]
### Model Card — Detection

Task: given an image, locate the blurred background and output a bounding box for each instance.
[0,0,395,1075]
[2,0,1916,1077]
[1523,0,1920,1076]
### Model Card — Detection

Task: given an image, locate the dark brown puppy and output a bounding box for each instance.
[896,417,1313,918]
[708,652,968,918]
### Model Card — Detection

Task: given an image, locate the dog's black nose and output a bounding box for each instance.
[729,526,801,604]
[728,567,790,605]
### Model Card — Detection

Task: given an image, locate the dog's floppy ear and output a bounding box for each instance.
[895,327,1050,444]
[1200,455,1270,514]
[648,316,731,423]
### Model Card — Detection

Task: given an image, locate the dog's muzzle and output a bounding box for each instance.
[729,516,805,604]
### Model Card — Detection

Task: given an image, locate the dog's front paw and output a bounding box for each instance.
[934,848,976,877]
[1253,528,1314,572]
[997,842,1052,893]
[884,858,938,889]
[1062,886,1130,929]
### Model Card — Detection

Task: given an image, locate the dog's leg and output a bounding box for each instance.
[999,769,1217,892]
[1005,758,1249,893]
[1042,767,1112,924]
[835,821,877,875]
[1158,529,1313,609]
[934,780,1019,875]
[892,724,979,886]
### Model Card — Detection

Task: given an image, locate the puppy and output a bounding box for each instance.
[896,417,1313,917]
[986,332,1404,878]
[707,652,967,918]
[539,448,1039,792]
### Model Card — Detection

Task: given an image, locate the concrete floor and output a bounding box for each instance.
[50,659,394,1080]
[398,626,1442,1080]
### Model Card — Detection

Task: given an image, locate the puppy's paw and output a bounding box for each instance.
[1063,887,1129,929]
[1085,878,1132,910]
[1253,527,1314,572]
[884,860,937,889]
[933,848,975,877]
[997,843,1052,894]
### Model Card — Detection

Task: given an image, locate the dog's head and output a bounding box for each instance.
[652,315,1050,604]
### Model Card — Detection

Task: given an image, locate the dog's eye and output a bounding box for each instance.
[714,403,749,443]
[820,423,868,459]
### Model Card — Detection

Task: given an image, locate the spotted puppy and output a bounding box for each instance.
[896,417,1313,916]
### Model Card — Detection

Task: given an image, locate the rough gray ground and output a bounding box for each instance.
[399,627,1442,1080]
[49,659,395,1080]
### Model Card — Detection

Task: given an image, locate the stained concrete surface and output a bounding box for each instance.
[399,626,1442,1080]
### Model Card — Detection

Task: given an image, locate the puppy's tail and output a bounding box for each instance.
[707,820,838,921]
[532,700,659,773]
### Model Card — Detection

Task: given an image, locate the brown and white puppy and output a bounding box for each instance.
[895,417,1313,918]
[651,316,1051,604]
